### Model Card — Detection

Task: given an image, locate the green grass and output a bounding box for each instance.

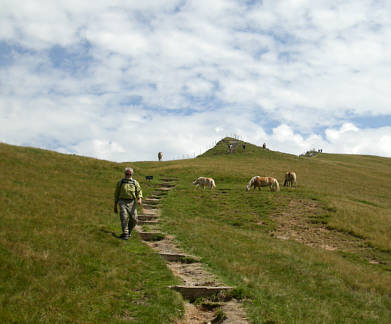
[1,138,391,323]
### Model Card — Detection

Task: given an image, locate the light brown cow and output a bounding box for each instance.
[246,176,280,192]
[192,177,216,190]
[283,171,297,187]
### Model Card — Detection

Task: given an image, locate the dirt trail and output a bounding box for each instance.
[135,178,248,324]
[271,198,389,265]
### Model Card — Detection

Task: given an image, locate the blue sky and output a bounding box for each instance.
[1,0,390,161]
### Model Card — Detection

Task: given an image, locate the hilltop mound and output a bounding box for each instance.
[199,137,263,156]
[199,137,294,159]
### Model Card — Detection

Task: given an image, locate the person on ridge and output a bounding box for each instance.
[114,167,143,240]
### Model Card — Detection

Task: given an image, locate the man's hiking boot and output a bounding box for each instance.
[119,233,129,240]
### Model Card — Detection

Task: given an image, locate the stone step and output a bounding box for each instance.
[138,231,165,241]
[160,178,178,182]
[152,190,168,195]
[143,205,162,210]
[143,198,161,204]
[169,285,233,301]
[160,183,176,187]
[137,220,160,225]
[155,187,172,191]
[138,214,159,221]
[140,210,160,217]
[141,204,162,212]
[143,204,159,210]
[143,202,161,207]
[159,253,200,263]
[148,195,162,199]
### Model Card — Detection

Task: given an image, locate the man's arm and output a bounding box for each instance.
[135,180,143,205]
[114,181,120,213]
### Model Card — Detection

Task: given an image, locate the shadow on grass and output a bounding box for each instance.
[100,228,122,239]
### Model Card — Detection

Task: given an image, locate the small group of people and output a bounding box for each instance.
[227,142,247,153]
[227,142,266,153]
[113,167,143,240]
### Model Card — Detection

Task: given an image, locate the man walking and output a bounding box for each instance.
[114,167,143,240]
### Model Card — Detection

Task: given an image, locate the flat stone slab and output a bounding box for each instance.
[160,253,200,263]
[155,187,172,191]
[143,199,161,206]
[151,192,168,198]
[138,231,165,241]
[143,205,162,210]
[153,187,169,192]
[169,285,233,300]
[137,220,160,225]
[140,208,160,215]
[143,198,161,204]
[138,214,159,221]
[148,195,162,199]
[160,183,176,187]
[142,204,159,209]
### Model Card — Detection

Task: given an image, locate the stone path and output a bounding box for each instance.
[135,177,248,324]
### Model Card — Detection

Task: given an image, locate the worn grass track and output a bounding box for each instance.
[1,138,390,323]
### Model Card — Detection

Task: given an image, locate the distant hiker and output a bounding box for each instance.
[158,152,163,161]
[262,143,267,149]
[114,167,143,240]
[242,143,246,150]
[228,144,233,153]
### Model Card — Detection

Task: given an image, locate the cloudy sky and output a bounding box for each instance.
[1,0,390,161]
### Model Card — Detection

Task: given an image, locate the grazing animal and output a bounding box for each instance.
[193,177,216,190]
[246,176,280,192]
[283,171,297,187]
[158,152,163,161]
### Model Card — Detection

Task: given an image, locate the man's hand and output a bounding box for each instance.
[137,198,142,205]
[114,204,118,214]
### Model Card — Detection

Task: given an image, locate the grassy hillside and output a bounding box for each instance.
[0,143,183,323]
[1,139,390,323]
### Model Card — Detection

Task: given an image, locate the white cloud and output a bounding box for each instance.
[324,124,391,156]
[325,123,359,141]
[71,139,125,161]
[267,123,391,158]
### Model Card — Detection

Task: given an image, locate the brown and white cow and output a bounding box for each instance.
[192,177,216,190]
[246,176,280,192]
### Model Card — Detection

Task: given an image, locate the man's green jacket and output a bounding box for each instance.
[114,178,143,203]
